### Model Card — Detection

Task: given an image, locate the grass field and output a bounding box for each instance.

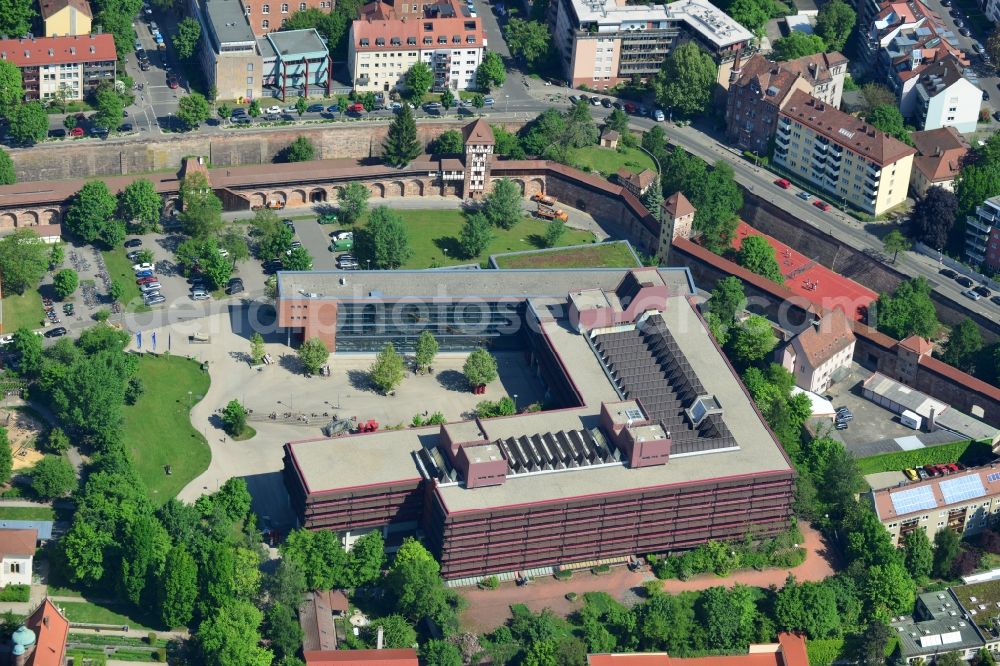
[492,241,641,269]
[357,209,595,268]
[123,354,210,505]
[568,145,657,178]
[0,506,56,520]
[59,600,160,631]
[101,249,149,313]
[1,291,45,333]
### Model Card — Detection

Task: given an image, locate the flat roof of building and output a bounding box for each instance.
[569,0,752,48]
[203,0,256,46]
[277,268,693,302]
[265,28,328,57]
[952,580,1000,636]
[890,589,984,657]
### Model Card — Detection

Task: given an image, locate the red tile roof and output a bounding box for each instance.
[353,0,484,52]
[911,126,969,183]
[305,648,419,666]
[0,34,116,68]
[793,308,855,368]
[781,90,916,166]
[25,599,69,666]
[462,118,494,145]
[588,634,809,666]
[900,334,934,356]
[662,192,695,219]
[0,528,37,558]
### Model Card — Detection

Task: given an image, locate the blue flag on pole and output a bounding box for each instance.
[136,331,142,349]
[152,331,157,351]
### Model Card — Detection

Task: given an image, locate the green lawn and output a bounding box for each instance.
[1,291,45,333]
[101,249,149,313]
[122,355,211,505]
[492,241,641,269]
[568,145,657,178]
[58,600,161,631]
[356,209,595,268]
[0,506,55,520]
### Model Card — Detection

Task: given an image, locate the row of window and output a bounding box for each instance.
[360,34,477,46]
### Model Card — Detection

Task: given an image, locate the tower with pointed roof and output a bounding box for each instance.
[657,192,696,264]
[462,119,495,199]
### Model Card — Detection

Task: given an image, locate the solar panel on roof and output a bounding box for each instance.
[988,472,1000,483]
[940,475,987,505]
[890,486,937,515]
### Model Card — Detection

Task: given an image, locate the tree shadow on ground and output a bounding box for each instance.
[525,234,547,249]
[346,368,377,393]
[156,234,185,254]
[278,353,302,374]
[432,236,466,260]
[436,369,469,392]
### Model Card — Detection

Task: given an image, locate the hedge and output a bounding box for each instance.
[0,584,30,602]
[856,439,994,476]
[806,639,845,666]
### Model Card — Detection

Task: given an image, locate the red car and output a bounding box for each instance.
[774,178,791,189]
[813,199,831,211]
[69,127,84,137]
[136,276,157,285]
[624,102,636,114]
[348,102,365,113]
[167,75,179,89]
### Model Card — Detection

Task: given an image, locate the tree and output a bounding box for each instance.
[853,620,891,666]
[476,51,506,90]
[217,103,231,122]
[118,179,161,232]
[65,180,118,243]
[382,104,421,167]
[284,246,313,270]
[0,229,48,295]
[482,179,523,230]
[298,337,329,375]
[338,182,370,225]
[860,83,897,117]
[862,560,916,616]
[179,172,224,239]
[53,268,79,299]
[493,124,525,158]
[957,160,1000,219]
[0,149,14,185]
[0,61,24,113]
[933,528,961,578]
[199,239,234,289]
[250,332,266,365]
[505,18,550,67]
[902,528,934,581]
[729,314,778,366]
[654,42,717,116]
[249,99,261,117]
[911,186,958,249]
[355,206,412,269]
[605,108,630,136]
[642,184,664,223]
[283,136,315,162]
[93,85,125,131]
[974,648,998,666]
[280,529,350,591]
[875,277,940,340]
[176,92,211,130]
[709,276,747,328]
[405,61,433,99]
[563,99,600,149]
[773,32,827,60]
[458,211,493,258]
[881,229,910,264]
[543,220,566,248]
[8,101,48,145]
[737,235,784,283]
[221,400,248,437]
[0,0,34,46]
[440,89,455,114]
[196,600,273,666]
[729,0,772,33]
[29,455,75,499]
[774,576,840,639]
[367,615,417,649]
[989,24,1000,66]
[421,640,463,666]
[295,95,308,117]
[160,545,198,628]
[815,0,855,51]
[939,318,983,372]
[432,129,465,154]
[464,348,498,388]
[414,330,440,374]
[385,538,457,630]
[349,530,385,586]
[370,342,405,394]
[266,603,303,659]
[251,208,294,259]
[698,585,758,651]
[44,427,70,455]
[867,104,912,146]
[11,327,43,378]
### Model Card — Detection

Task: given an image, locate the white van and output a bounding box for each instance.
[900,410,922,430]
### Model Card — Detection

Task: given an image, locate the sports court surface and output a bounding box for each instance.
[731,221,877,321]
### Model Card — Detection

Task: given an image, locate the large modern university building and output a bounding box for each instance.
[279,268,796,581]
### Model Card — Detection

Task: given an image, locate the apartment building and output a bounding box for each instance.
[0,34,116,101]
[965,195,1000,272]
[240,0,332,36]
[39,0,92,37]
[193,0,262,100]
[348,0,485,93]
[912,56,982,133]
[725,51,847,154]
[549,0,753,90]
[773,91,915,215]
[910,127,970,197]
[779,309,856,394]
[871,466,1000,546]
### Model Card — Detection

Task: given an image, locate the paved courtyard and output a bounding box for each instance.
[130,311,544,530]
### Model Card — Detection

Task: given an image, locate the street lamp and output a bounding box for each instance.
[505,94,510,113]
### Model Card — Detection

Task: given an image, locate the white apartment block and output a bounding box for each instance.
[913,56,982,134]
[774,91,915,215]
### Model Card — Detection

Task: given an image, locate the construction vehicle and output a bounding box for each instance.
[322,417,353,437]
[531,193,557,206]
[535,204,569,222]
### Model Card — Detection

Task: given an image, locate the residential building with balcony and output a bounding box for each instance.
[870,466,1000,546]
[912,56,981,133]
[240,0,333,37]
[348,0,485,93]
[257,28,332,99]
[910,127,969,197]
[773,91,915,215]
[39,0,92,37]
[965,196,1000,271]
[725,51,847,154]
[549,0,754,90]
[0,34,116,101]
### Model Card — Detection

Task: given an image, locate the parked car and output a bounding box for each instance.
[600,98,612,108]
[126,251,141,262]
[167,74,179,89]
[956,276,975,287]
[227,278,245,295]
[135,269,154,278]
[140,282,162,292]
[939,268,957,279]
[624,102,636,113]
[191,289,209,300]
[774,178,791,189]
[69,127,84,137]
[836,407,853,421]
[962,288,982,300]
[119,123,133,133]
[974,285,992,298]
[834,420,848,430]
[424,102,442,110]
[483,97,495,106]
[136,276,157,285]
[611,101,624,110]
[568,95,579,105]
[992,295,1000,306]
[917,467,929,480]
[48,129,66,138]
[44,327,67,338]
[813,199,832,212]
[144,294,166,305]
[903,468,919,481]
[133,262,154,272]
[307,104,325,112]
[89,126,109,137]
[960,27,971,36]
[653,109,665,122]
[348,103,365,113]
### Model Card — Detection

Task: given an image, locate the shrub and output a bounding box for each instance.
[856,439,993,475]
[146,632,157,645]
[565,592,578,602]
[554,569,573,580]
[93,309,110,322]
[0,585,29,602]
[591,564,611,574]
[151,649,163,662]
[480,575,499,590]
